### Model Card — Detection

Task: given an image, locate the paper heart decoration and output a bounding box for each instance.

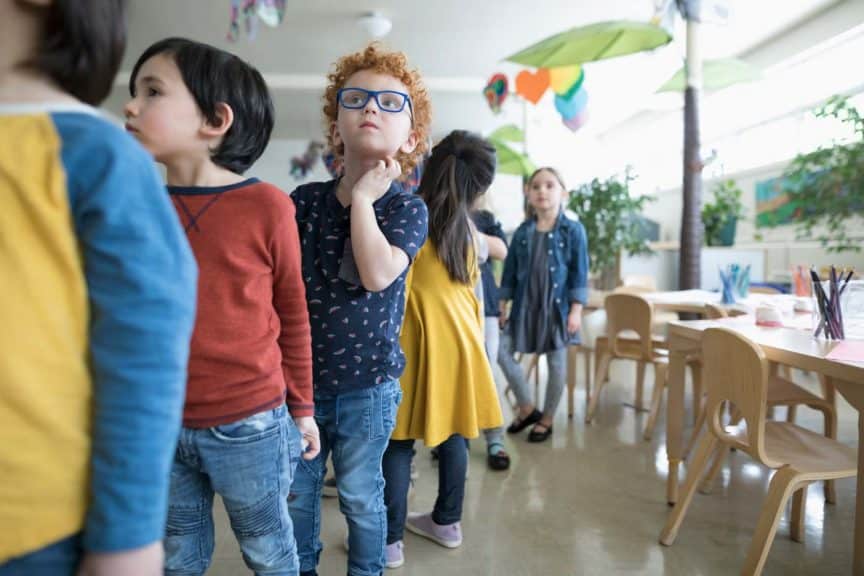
[554,86,588,120]
[563,109,589,132]
[549,65,582,96]
[515,69,550,104]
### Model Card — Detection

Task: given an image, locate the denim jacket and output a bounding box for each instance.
[499,212,589,331]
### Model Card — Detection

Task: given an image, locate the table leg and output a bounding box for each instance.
[834,379,864,575]
[666,342,688,506]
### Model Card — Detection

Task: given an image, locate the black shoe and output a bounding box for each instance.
[527,423,553,443]
[487,449,511,471]
[506,409,542,434]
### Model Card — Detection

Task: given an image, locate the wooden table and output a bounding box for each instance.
[587,288,797,315]
[665,318,864,573]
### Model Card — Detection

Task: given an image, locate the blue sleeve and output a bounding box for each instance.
[567,221,589,304]
[498,226,520,301]
[57,114,198,552]
[380,192,428,262]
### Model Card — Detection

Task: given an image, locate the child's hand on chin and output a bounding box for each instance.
[353,157,401,204]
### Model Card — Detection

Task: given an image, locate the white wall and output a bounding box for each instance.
[249,139,331,192]
[639,161,864,283]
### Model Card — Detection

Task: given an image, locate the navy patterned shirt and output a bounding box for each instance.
[291,179,428,397]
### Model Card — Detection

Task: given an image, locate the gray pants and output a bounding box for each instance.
[498,328,567,420]
[483,317,505,448]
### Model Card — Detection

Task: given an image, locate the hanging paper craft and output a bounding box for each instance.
[483,73,509,114]
[228,0,287,42]
[563,109,589,132]
[554,86,588,120]
[290,141,324,180]
[514,69,550,104]
[549,66,582,95]
[322,148,343,179]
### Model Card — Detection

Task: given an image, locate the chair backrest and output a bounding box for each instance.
[621,275,658,291]
[604,293,654,360]
[750,286,783,295]
[703,303,728,319]
[702,327,783,468]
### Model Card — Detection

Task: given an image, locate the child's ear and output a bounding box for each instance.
[200,102,235,139]
[399,131,419,155]
[330,121,343,149]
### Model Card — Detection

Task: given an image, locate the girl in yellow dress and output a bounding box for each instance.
[382,131,503,567]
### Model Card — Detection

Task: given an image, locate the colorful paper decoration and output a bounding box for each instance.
[228,0,287,42]
[549,66,582,95]
[515,69,550,104]
[563,109,589,132]
[290,141,325,180]
[322,148,343,179]
[483,73,509,114]
[554,87,588,120]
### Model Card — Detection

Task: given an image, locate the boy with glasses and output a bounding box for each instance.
[288,44,431,576]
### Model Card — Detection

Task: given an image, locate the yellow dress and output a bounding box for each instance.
[392,242,503,446]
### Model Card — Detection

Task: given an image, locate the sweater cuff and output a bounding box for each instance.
[288,403,315,418]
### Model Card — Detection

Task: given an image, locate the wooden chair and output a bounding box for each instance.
[659,328,856,576]
[585,293,671,440]
[692,305,839,502]
[749,286,784,295]
[614,280,678,334]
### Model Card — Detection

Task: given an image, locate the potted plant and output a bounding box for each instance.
[568,171,654,290]
[780,95,864,253]
[701,178,745,246]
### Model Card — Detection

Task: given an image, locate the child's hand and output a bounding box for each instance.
[77,542,163,576]
[567,307,582,335]
[352,158,401,205]
[295,416,321,461]
[498,302,509,330]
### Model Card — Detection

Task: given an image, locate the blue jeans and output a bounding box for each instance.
[384,434,467,544]
[0,534,81,576]
[289,380,401,576]
[164,405,302,576]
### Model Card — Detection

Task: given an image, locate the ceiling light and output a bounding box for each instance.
[357,12,392,38]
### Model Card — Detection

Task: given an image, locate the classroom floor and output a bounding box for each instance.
[206,360,856,575]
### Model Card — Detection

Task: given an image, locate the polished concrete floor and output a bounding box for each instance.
[207,359,856,575]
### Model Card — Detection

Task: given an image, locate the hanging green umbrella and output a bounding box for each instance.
[488,125,535,177]
[490,140,535,177]
[505,20,672,68]
[489,124,526,144]
[657,58,761,93]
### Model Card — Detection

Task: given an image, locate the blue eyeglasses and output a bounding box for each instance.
[337,87,413,115]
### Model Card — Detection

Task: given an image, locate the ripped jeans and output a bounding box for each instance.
[164,404,303,576]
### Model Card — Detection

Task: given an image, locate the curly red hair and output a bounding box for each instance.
[323,43,431,177]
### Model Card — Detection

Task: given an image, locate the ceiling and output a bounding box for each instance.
[103,0,842,140]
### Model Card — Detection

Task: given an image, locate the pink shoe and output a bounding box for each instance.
[405,513,463,548]
[385,540,405,569]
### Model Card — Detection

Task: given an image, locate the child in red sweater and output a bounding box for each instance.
[125,37,318,575]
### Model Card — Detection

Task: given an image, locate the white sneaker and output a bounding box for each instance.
[386,540,405,569]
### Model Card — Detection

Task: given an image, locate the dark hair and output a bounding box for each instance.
[25,0,127,105]
[417,130,497,285]
[129,37,274,174]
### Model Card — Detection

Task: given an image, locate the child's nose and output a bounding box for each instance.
[363,98,380,115]
[123,100,137,119]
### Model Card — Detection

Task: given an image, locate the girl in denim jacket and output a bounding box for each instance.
[497,167,589,442]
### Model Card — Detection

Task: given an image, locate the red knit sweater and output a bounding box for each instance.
[168,178,313,427]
